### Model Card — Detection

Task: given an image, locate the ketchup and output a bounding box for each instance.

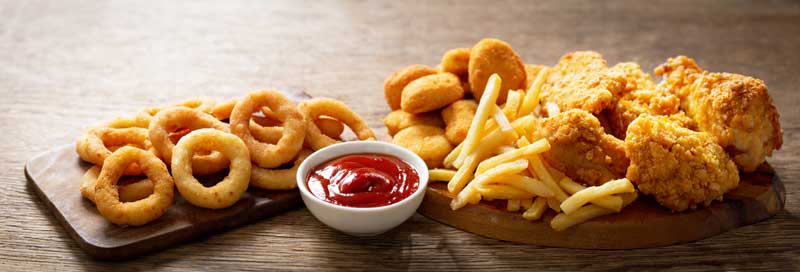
[306,153,420,208]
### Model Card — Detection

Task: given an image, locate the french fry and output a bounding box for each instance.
[475,184,534,200]
[518,67,550,116]
[476,138,550,175]
[559,177,623,211]
[559,178,635,215]
[503,90,523,121]
[485,174,554,197]
[494,145,516,154]
[523,197,548,220]
[550,192,638,231]
[451,179,486,209]
[447,126,517,193]
[493,104,513,132]
[429,169,457,182]
[451,186,479,210]
[527,154,569,201]
[453,160,529,210]
[547,197,562,212]
[457,74,502,164]
[510,115,536,137]
[471,159,529,185]
[443,141,463,168]
[507,199,521,212]
[516,136,531,148]
[454,101,526,169]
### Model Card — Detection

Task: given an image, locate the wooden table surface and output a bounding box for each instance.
[1,0,798,270]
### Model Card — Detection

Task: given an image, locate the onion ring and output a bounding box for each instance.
[211,98,238,120]
[177,97,217,113]
[299,98,376,150]
[76,127,157,175]
[249,115,342,144]
[250,122,284,144]
[137,97,217,125]
[230,90,306,168]
[80,166,154,203]
[212,98,284,122]
[94,146,174,226]
[314,116,345,139]
[148,106,231,175]
[172,129,251,209]
[250,149,312,190]
[105,116,149,129]
[249,116,342,145]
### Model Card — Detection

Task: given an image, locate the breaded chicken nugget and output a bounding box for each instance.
[384,65,438,110]
[441,48,471,77]
[392,125,453,168]
[441,99,477,145]
[383,110,444,136]
[625,115,739,212]
[401,73,465,113]
[468,38,526,103]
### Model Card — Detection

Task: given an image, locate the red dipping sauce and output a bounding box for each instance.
[305,153,420,208]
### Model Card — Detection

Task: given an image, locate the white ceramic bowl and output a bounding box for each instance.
[296,141,429,236]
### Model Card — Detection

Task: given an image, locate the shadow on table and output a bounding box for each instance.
[313,221,414,270]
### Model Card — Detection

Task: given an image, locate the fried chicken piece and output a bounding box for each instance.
[534,109,629,186]
[655,56,783,172]
[625,115,739,212]
[653,55,704,98]
[604,62,691,138]
[539,51,622,114]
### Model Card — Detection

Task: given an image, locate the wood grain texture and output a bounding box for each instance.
[420,165,784,249]
[1,0,799,270]
[25,144,302,260]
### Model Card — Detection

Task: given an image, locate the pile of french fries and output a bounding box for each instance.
[429,71,639,231]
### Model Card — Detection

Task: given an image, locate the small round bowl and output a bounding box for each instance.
[296,141,429,236]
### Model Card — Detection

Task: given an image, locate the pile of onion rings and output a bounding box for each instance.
[76,91,375,226]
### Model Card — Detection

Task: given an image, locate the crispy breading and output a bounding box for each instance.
[604,62,690,138]
[383,110,444,136]
[401,73,465,113]
[468,38,526,103]
[540,51,621,114]
[392,125,453,168]
[653,55,704,98]
[625,115,739,212]
[608,62,656,95]
[534,109,629,186]
[655,56,783,172]
[441,48,471,77]
[383,65,438,110]
[441,99,477,145]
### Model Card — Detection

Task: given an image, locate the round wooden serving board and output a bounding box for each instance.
[418,164,785,249]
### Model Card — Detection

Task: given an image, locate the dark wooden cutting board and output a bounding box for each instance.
[25,144,302,260]
[418,163,785,249]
